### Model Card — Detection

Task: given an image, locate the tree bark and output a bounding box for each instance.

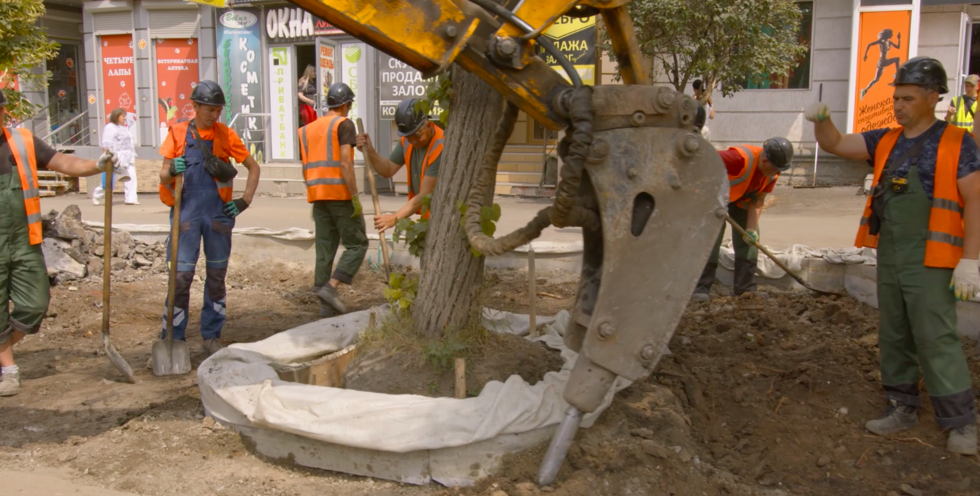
[413,66,504,337]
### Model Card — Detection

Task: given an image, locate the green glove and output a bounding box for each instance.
[742,229,759,245]
[169,157,187,177]
[351,196,363,218]
[223,198,249,218]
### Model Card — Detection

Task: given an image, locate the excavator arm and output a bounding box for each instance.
[284,0,728,486]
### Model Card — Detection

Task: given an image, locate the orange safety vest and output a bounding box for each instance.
[401,123,444,218]
[728,145,777,206]
[299,114,354,202]
[158,121,234,206]
[3,127,44,245]
[855,125,966,268]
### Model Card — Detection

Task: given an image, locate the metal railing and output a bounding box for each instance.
[39,110,90,149]
[228,112,271,164]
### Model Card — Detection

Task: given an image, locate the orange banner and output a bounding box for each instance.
[852,10,912,133]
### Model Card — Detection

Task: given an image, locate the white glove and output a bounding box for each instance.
[96,150,116,172]
[804,102,830,123]
[951,258,979,301]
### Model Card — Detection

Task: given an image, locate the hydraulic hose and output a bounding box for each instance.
[549,86,593,228]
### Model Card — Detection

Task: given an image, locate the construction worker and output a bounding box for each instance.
[299,82,367,316]
[0,90,118,395]
[157,80,261,356]
[692,137,794,301]
[806,57,979,455]
[945,74,979,130]
[354,98,443,230]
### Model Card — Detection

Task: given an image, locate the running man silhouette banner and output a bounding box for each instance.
[852,9,913,132]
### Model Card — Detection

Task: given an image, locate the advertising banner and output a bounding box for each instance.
[217,7,265,163]
[341,42,366,160]
[265,6,343,43]
[100,34,137,142]
[851,10,912,133]
[155,38,200,143]
[269,46,295,160]
[317,41,336,106]
[378,53,440,119]
[538,15,596,86]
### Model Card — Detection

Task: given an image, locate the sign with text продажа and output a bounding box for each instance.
[851,9,911,133]
[378,53,441,120]
[100,34,138,142]
[217,7,265,163]
[341,42,366,160]
[269,46,295,160]
[155,38,199,144]
[537,15,596,86]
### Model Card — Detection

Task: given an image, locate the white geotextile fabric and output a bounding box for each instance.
[198,307,631,454]
[719,240,877,279]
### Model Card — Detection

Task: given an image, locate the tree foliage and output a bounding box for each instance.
[0,0,59,121]
[602,0,809,103]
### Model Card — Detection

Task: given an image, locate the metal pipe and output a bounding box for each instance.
[537,406,582,486]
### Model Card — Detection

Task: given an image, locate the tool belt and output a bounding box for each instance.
[190,122,238,183]
[867,124,942,235]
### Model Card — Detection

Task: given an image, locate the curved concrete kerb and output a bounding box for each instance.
[197,308,631,486]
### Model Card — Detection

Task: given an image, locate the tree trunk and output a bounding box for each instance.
[413,66,505,337]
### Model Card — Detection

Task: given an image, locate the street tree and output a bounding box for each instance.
[0,0,59,120]
[604,0,809,103]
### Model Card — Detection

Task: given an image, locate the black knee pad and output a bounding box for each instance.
[175,270,195,309]
[205,267,227,302]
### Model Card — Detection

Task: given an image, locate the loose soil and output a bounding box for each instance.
[3,258,979,496]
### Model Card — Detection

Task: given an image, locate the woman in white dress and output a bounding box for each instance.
[95,108,138,205]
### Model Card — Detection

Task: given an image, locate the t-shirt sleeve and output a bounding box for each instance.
[956,132,980,179]
[160,128,179,159]
[861,128,890,165]
[718,148,745,176]
[225,127,251,163]
[337,120,357,147]
[426,152,441,178]
[389,140,406,166]
[33,138,57,169]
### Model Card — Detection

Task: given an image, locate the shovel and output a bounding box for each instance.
[152,175,191,375]
[723,213,844,296]
[355,118,392,282]
[100,164,135,383]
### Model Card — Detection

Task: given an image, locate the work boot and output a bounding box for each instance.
[202,339,224,357]
[315,285,347,314]
[694,262,718,295]
[319,300,337,318]
[0,370,21,397]
[947,423,978,455]
[732,257,758,295]
[691,292,710,303]
[865,400,918,435]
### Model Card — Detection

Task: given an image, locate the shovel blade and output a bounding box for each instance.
[103,335,135,383]
[151,339,192,376]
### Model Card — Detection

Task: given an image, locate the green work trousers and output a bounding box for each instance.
[0,170,50,343]
[312,200,368,287]
[695,203,760,295]
[877,166,975,429]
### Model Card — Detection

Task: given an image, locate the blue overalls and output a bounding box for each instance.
[161,125,234,341]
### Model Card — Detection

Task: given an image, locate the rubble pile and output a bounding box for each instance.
[41,205,168,286]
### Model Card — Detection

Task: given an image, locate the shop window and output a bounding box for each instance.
[741,1,813,90]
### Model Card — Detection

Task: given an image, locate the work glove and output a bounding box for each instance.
[742,229,759,245]
[351,196,363,218]
[950,258,980,301]
[96,149,117,172]
[804,102,830,123]
[168,157,187,177]
[223,198,249,218]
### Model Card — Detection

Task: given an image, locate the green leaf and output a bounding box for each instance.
[489,203,502,222]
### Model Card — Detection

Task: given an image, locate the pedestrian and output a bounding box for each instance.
[298,82,367,317]
[946,74,979,131]
[692,79,715,141]
[692,137,794,301]
[298,65,318,126]
[806,57,978,455]
[0,89,118,396]
[355,98,443,231]
[96,107,138,205]
[156,80,261,357]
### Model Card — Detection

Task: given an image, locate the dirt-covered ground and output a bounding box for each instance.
[1,258,978,496]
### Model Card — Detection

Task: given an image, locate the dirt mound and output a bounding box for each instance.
[344,331,564,397]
